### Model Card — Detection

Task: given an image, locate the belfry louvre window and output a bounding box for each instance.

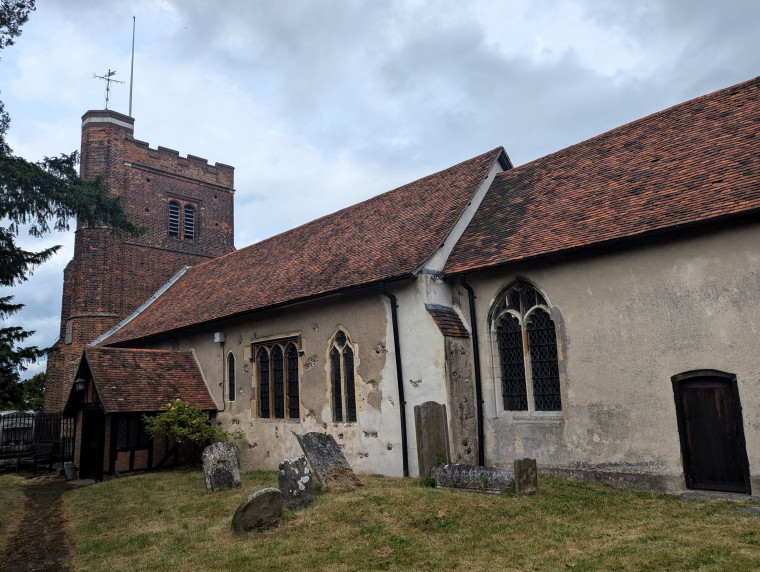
[331,330,357,423]
[494,282,562,412]
[168,201,180,237]
[255,339,300,419]
[183,205,195,240]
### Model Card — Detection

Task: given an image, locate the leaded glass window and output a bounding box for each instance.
[527,309,561,411]
[258,349,270,418]
[227,353,236,401]
[331,330,358,423]
[272,346,284,419]
[286,344,300,419]
[493,282,562,412]
[497,313,528,410]
[115,414,150,450]
[256,338,301,420]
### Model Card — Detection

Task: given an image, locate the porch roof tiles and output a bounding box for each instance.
[81,347,216,414]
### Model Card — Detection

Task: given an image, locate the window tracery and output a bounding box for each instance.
[493,281,562,412]
[330,330,357,423]
[255,339,300,419]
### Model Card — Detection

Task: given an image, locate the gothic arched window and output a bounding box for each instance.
[330,330,357,422]
[494,282,562,412]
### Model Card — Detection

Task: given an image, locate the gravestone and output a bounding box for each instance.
[296,432,362,491]
[514,458,538,495]
[202,442,241,493]
[278,456,315,509]
[431,463,514,494]
[231,488,284,532]
[414,401,451,478]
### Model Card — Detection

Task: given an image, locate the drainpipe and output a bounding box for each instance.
[460,275,485,467]
[381,283,409,477]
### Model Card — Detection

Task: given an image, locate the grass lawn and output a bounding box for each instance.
[51,470,760,570]
[0,473,25,554]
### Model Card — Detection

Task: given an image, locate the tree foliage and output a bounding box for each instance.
[0,0,142,409]
[143,400,242,447]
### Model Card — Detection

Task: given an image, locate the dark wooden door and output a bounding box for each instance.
[673,372,750,494]
[79,409,105,481]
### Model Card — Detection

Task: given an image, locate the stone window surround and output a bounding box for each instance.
[488,279,566,420]
[329,328,358,424]
[253,335,302,421]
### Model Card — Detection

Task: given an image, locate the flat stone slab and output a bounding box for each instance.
[279,456,315,510]
[431,463,514,494]
[231,488,284,532]
[202,442,241,493]
[296,432,362,491]
[414,401,450,478]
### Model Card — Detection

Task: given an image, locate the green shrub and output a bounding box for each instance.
[143,400,242,447]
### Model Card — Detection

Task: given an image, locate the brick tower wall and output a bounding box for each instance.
[45,110,235,411]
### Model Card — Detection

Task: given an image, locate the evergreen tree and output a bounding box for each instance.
[0,1,142,409]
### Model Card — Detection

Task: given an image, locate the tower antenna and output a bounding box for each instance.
[129,16,136,117]
[93,69,124,110]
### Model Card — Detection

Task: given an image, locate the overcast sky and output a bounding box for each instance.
[2,0,759,379]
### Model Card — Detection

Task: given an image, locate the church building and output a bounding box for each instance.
[51,77,760,496]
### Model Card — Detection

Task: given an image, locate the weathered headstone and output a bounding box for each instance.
[431,463,514,494]
[231,488,284,532]
[295,432,362,491]
[514,458,538,495]
[202,442,241,493]
[414,401,451,478]
[278,456,315,509]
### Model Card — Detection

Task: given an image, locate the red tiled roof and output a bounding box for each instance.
[445,77,760,275]
[104,148,504,344]
[77,347,216,413]
[426,304,470,338]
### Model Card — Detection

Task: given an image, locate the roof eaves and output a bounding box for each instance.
[105,272,415,347]
[444,207,760,278]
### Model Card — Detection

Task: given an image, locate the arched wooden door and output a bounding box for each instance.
[672,370,750,494]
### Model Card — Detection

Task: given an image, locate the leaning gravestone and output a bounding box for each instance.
[296,432,362,491]
[278,456,315,509]
[231,488,284,532]
[202,442,241,493]
[514,458,538,495]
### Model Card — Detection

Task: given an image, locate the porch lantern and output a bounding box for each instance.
[74,378,86,392]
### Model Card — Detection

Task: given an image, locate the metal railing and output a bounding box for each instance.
[0,412,74,462]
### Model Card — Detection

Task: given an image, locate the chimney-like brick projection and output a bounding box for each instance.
[45,110,235,412]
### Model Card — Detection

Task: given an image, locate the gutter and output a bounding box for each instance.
[381,283,410,477]
[460,275,485,467]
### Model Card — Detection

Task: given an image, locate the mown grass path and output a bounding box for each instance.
[3,478,73,572]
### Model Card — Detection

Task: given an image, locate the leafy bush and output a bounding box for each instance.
[143,400,242,447]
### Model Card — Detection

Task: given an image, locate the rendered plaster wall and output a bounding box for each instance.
[388,274,459,476]
[147,287,409,476]
[463,222,760,493]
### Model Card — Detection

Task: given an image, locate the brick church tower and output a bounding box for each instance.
[44,110,235,411]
